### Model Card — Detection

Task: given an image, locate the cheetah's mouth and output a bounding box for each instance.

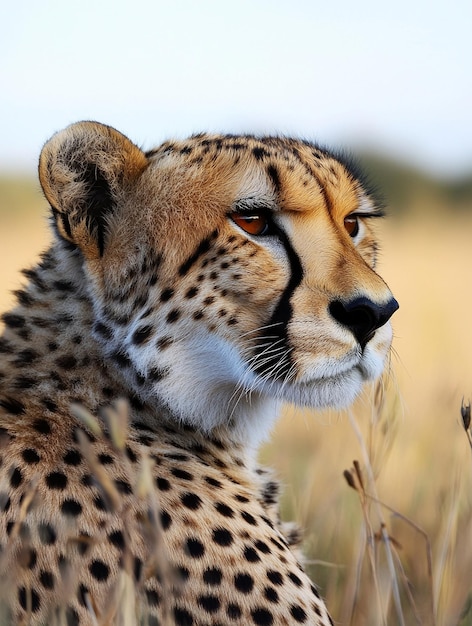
[244,340,389,410]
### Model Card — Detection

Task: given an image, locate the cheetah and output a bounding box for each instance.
[0,122,398,625]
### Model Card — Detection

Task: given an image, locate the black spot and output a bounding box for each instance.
[132,325,153,345]
[146,588,160,607]
[166,309,181,323]
[61,499,82,517]
[77,584,89,607]
[173,607,194,626]
[63,449,82,465]
[32,418,51,434]
[198,594,220,613]
[126,445,138,463]
[267,570,283,586]
[13,348,39,365]
[261,480,279,506]
[171,468,193,481]
[94,321,113,339]
[156,336,172,350]
[45,471,68,490]
[227,603,242,619]
[193,310,204,320]
[252,147,268,160]
[149,367,167,382]
[269,536,285,550]
[43,399,57,412]
[185,286,199,298]
[111,350,131,368]
[81,474,94,487]
[39,570,55,589]
[89,559,110,582]
[98,453,114,465]
[234,572,254,593]
[186,537,205,558]
[2,313,26,328]
[165,453,190,461]
[241,511,257,526]
[38,523,57,545]
[234,493,250,503]
[93,495,108,511]
[290,605,307,622]
[181,492,202,510]
[10,467,23,488]
[160,288,174,302]
[251,607,274,625]
[203,567,222,586]
[14,290,35,307]
[288,572,303,587]
[178,566,190,582]
[254,540,271,554]
[66,607,80,626]
[55,355,77,369]
[13,375,36,389]
[133,557,143,582]
[0,338,13,354]
[18,586,41,613]
[156,476,171,491]
[108,530,125,550]
[160,510,172,530]
[212,527,233,547]
[264,587,279,603]
[22,448,40,464]
[0,397,26,415]
[215,502,234,517]
[114,479,132,494]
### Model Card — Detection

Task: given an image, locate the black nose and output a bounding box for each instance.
[329,296,399,348]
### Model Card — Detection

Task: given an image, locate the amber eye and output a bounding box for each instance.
[344,215,360,238]
[231,213,269,236]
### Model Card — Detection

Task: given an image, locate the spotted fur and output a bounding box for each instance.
[0,122,397,625]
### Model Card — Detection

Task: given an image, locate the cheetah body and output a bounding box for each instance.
[0,122,397,625]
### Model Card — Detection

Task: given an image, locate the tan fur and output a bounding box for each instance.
[0,122,397,625]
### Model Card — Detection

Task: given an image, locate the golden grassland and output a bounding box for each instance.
[1,176,471,625]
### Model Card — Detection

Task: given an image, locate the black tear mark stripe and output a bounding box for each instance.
[255,225,303,380]
[178,230,218,277]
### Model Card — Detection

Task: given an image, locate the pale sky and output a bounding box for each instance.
[1,0,471,176]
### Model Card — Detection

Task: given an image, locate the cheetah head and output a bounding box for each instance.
[39,122,398,443]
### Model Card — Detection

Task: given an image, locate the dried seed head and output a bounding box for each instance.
[461,400,471,431]
[353,460,365,491]
[343,469,357,491]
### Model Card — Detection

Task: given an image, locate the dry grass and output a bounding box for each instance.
[1,179,472,624]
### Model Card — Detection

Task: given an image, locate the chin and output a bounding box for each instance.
[280,367,365,409]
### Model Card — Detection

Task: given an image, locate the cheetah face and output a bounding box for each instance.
[39,122,397,442]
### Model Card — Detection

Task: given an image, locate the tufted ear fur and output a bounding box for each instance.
[39,121,148,257]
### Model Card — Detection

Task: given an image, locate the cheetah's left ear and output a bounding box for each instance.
[39,121,148,256]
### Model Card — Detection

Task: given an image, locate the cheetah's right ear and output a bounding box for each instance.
[39,121,148,257]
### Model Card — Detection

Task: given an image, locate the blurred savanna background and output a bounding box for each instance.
[1,1,471,625]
